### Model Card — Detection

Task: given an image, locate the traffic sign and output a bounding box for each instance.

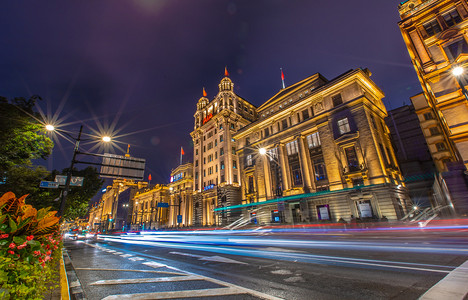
[177,215,182,223]
[55,175,84,186]
[157,202,169,208]
[40,181,59,189]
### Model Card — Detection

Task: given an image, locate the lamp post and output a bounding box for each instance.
[46,124,111,218]
[452,66,468,101]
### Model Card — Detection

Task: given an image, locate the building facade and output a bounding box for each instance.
[168,163,194,227]
[132,184,170,230]
[398,0,468,171]
[230,68,411,223]
[399,0,468,215]
[190,69,257,226]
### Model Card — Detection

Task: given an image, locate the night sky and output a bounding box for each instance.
[0,0,421,184]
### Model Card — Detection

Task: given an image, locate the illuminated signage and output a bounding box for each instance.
[204,184,215,191]
[170,172,183,183]
[203,113,213,124]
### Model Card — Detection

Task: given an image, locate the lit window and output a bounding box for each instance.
[232,147,236,155]
[221,161,225,169]
[220,135,223,142]
[306,132,321,148]
[286,140,299,155]
[233,160,237,169]
[246,154,253,166]
[337,118,351,135]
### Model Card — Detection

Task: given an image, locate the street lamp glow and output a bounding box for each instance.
[102,136,111,142]
[259,148,267,155]
[453,66,464,77]
[45,124,55,131]
[413,205,418,210]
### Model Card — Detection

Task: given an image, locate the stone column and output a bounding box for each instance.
[297,135,312,192]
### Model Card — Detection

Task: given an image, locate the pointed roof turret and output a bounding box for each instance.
[219,67,233,92]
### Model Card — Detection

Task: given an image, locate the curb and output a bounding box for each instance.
[60,250,70,300]
[62,248,87,300]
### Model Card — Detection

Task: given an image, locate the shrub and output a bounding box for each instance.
[0,192,62,299]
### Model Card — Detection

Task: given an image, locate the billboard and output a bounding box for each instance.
[100,153,145,180]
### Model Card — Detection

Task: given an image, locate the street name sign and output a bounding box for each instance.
[55,175,84,186]
[177,215,182,223]
[40,181,59,189]
[157,202,169,208]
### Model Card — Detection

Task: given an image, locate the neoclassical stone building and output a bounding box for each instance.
[224,68,411,223]
[168,163,194,227]
[191,69,257,226]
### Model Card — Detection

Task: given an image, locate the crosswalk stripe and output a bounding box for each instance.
[142,261,166,268]
[120,254,133,257]
[91,275,203,285]
[102,286,244,299]
[128,257,145,261]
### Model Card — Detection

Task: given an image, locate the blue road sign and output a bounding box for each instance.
[40,181,59,189]
[177,215,182,223]
[157,202,169,208]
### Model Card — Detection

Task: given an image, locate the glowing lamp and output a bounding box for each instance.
[259,148,267,155]
[45,124,55,131]
[453,66,464,77]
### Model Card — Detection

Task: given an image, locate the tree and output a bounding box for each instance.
[0,96,53,171]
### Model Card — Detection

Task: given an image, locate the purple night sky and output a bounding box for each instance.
[0,1,421,184]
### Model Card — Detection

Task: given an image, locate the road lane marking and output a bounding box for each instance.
[142,261,166,268]
[128,257,145,261]
[419,260,468,300]
[74,268,185,276]
[170,251,247,264]
[113,252,123,255]
[120,254,133,257]
[102,287,244,300]
[90,274,204,285]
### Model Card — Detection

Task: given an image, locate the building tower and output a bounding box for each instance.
[190,68,257,226]
[398,0,468,214]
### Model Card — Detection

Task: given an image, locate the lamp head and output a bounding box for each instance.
[259,148,267,155]
[453,66,464,77]
[102,136,111,142]
[45,124,55,131]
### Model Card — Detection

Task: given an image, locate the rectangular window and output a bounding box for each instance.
[203,170,206,177]
[282,119,288,130]
[230,123,235,129]
[423,19,442,37]
[203,146,206,152]
[332,94,343,107]
[302,109,310,120]
[232,147,236,155]
[264,127,270,138]
[204,157,206,164]
[195,172,198,179]
[313,158,327,181]
[345,147,360,172]
[195,160,198,167]
[286,140,299,155]
[216,165,218,172]
[429,126,440,135]
[424,112,434,120]
[306,132,321,149]
[233,160,237,169]
[215,140,217,146]
[246,154,253,166]
[196,149,198,155]
[221,161,225,169]
[444,39,468,62]
[208,142,213,150]
[220,148,224,156]
[248,176,254,194]
[245,137,250,145]
[337,117,351,135]
[220,135,223,142]
[443,9,462,27]
[215,151,218,159]
[234,174,238,183]
[436,142,447,151]
[220,124,223,130]
[221,175,225,183]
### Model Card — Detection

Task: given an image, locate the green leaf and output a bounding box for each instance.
[0,215,6,224]
[8,216,17,233]
[13,236,25,244]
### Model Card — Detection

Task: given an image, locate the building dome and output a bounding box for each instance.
[219,76,233,92]
[197,87,209,110]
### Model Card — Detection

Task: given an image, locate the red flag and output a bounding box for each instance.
[181,147,185,155]
[281,68,285,89]
[203,87,207,97]
[148,174,152,181]
[224,66,229,77]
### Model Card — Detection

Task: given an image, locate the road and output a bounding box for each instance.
[64,225,468,299]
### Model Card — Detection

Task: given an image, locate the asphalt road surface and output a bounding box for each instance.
[64,226,468,299]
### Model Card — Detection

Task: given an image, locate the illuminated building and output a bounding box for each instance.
[87,201,103,232]
[398,0,468,214]
[132,184,170,230]
[99,179,148,231]
[191,69,257,226]
[168,163,194,227]
[231,68,410,223]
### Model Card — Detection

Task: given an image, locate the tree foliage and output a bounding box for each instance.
[0,96,53,171]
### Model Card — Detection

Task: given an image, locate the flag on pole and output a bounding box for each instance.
[148,174,152,181]
[281,68,285,89]
[180,147,185,165]
[203,87,207,97]
[225,66,229,77]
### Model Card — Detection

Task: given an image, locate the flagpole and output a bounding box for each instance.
[180,147,183,165]
[281,68,285,89]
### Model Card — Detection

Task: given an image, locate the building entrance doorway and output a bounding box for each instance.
[291,203,301,223]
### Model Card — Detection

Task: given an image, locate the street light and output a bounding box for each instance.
[452,66,468,101]
[46,124,111,218]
